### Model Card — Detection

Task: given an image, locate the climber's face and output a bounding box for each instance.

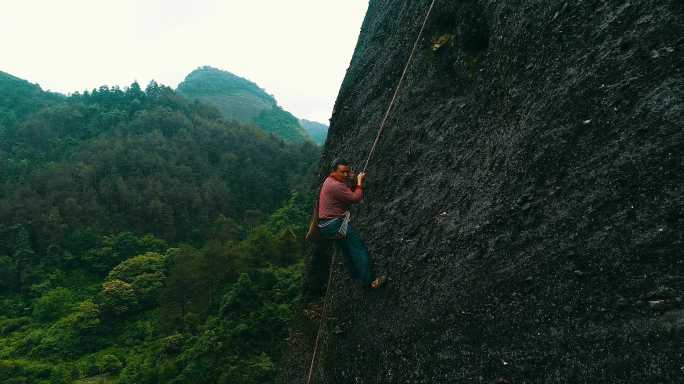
[331,164,351,182]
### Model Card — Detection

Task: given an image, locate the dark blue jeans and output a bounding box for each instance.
[318,218,373,286]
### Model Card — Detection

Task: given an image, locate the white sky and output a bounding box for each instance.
[0,0,369,123]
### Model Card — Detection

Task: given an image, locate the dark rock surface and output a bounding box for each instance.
[281,1,683,383]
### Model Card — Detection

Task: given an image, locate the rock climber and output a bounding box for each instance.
[316,158,386,289]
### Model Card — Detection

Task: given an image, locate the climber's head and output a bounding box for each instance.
[330,158,351,182]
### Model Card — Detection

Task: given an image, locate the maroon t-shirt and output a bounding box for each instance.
[318,176,363,219]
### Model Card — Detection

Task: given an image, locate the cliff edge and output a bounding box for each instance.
[282,1,683,382]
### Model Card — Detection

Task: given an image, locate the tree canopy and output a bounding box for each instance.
[0,74,319,383]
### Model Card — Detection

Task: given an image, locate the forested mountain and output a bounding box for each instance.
[177,66,311,143]
[299,119,328,145]
[0,78,318,246]
[0,72,319,383]
[0,71,63,129]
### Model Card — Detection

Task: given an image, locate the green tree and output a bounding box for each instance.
[32,287,76,323]
[32,299,101,358]
[200,242,235,309]
[97,354,124,375]
[0,254,17,292]
[159,246,208,331]
[107,252,166,307]
[12,225,36,293]
[101,279,138,316]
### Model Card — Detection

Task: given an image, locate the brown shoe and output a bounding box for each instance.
[370,276,387,289]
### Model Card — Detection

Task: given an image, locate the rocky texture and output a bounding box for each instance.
[281,0,683,383]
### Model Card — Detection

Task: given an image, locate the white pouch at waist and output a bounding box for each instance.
[318,211,350,239]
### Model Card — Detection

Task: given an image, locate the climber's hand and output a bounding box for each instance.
[357,172,366,186]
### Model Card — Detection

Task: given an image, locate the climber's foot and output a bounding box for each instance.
[370,276,386,289]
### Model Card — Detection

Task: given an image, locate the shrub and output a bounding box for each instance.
[107,252,166,307]
[97,354,123,374]
[101,280,138,316]
[32,288,76,323]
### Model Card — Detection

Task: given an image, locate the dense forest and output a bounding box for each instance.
[0,71,320,383]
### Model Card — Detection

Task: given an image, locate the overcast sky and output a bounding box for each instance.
[1,0,368,123]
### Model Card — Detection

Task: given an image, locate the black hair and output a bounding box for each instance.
[330,158,349,172]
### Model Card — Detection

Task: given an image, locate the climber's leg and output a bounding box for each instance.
[304,239,333,299]
[338,224,374,286]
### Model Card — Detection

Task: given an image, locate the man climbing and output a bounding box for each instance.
[317,158,385,289]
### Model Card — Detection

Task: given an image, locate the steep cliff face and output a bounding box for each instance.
[282,1,683,383]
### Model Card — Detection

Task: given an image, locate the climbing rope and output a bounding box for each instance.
[362,0,436,173]
[306,251,337,384]
[305,1,436,383]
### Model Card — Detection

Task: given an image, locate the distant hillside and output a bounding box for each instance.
[0,70,63,128]
[177,66,311,143]
[0,71,319,244]
[299,119,328,145]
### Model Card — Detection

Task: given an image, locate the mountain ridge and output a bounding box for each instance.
[177,66,313,143]
[0,70,64,126]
